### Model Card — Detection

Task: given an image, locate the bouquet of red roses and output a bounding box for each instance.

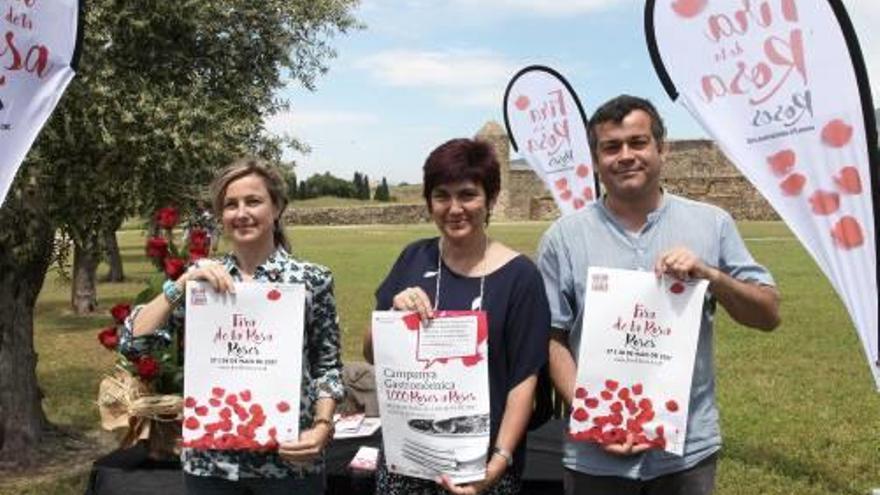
[97,206,213,394]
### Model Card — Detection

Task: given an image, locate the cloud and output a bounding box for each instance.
[355,49,515,107]
[357,49,513,88]
[264,109,379,136]
[456,0,627,16]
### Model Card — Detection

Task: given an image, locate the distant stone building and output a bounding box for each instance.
[475,121,779,221]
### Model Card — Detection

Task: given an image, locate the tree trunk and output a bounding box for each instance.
[71,235,100,314]
[103,228,124,282]
[0,216,54,464]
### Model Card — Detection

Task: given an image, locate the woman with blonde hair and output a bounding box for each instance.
[120,157,343,494]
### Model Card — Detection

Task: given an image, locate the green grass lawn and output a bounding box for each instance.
[5,220,879,494]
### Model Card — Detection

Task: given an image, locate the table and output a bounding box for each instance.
[85,420,565,495]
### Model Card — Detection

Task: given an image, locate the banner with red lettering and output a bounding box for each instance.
[503,66,600,215]
[0,0,81,206]
[646,0,880,389]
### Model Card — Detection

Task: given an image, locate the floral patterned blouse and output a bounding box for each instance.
[119,247,345,480]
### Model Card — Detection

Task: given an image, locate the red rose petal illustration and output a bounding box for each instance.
[572,408,589,422]
[461,354,483,366]
[767,149,796,177]
[600,390,613,401]
[834,166,862,194]
[632,383,643,395]
[585,398,599,409]
[267,289,281,301]
[575,387,588,399]
[184,417,200,430]
[209,398,221,407]
[605,379,619,391]
[617,387,630,401]
[219,407,232,419]
[277,401,290,413]
[195,406,209,416]
[666,400,680,413]
[831,216,864,249]
[514,95,530,111]
[670,282,685,294]
[638,398,653,410]
[582,187,594,201]
[610,401,623,413]
[555,178,568,191]
[212,387,225,397]
[184,397,197,408]
[225,394,238,405]
[671,0,706,18]
[576,164,591,178]
[779,173,806,196]
[822,119,853,147]
[573,198,585,210]
[560,189,573,201]
[239,390,252,402]
[402,313,421,331]
[808,190,840,215]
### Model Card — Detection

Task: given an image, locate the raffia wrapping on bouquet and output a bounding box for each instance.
[97,369,183,459]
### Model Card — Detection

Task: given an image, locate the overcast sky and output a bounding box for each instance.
[266,0,880,184]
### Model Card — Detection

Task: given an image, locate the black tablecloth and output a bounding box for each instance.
[86,419,565,495]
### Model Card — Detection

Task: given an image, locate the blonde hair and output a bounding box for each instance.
[209,157,290,251]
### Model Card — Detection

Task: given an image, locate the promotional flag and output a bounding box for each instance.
[503,66,600,215]
[646,0,880,388]
[0,0,81,205]
[182,282,305,451]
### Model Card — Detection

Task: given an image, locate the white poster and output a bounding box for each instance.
[571,268,708,456]
[373,310,490,484]
[0,0,80,205]
[182,282,304,451]
[503,65,599,215]
[646,0,880,388]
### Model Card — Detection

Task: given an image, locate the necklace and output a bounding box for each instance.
[434,234,488,311]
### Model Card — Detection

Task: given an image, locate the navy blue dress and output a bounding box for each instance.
[375,237,550,472]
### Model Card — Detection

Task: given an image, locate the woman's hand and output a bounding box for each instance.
[181,260,235,294]
[392,286,434,322]
[277,422,333,465]
[437,454,507,495]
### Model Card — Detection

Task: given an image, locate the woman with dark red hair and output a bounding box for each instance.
[364,138,550,495]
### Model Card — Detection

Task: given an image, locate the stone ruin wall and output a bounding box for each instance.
[284,122,783,226]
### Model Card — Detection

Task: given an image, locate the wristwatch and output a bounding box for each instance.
[313,417,335,435]
[491,446,513,467]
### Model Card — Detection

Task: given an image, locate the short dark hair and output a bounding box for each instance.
[422,138,501,213]
[587,95,666,160]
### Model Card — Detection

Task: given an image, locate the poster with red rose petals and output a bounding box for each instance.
[373,310,490,484]
[646,0,880,388]
[503,65,600,215]
[0,0,81,206]
[571,268,708,456]
[182,282,304,451]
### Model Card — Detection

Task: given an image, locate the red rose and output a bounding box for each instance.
[188,245,209,262]
[97,327,119,350]
[146,237,169,259]
[155,207,180,229]
[110,303,131,323]
[189,229,209,249]
[136,355,160,380]
[164,257,186,280]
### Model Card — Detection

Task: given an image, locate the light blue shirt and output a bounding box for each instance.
[536,193,774,480]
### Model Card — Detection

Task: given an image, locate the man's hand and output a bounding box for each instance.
[654,246,717,282]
